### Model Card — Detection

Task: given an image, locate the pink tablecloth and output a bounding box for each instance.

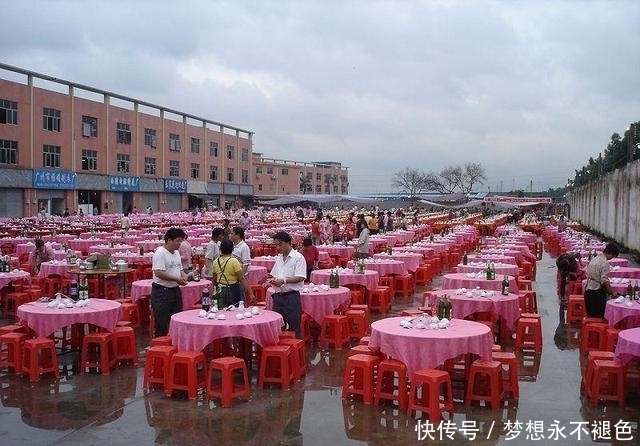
[456,263,519,278]
[130,279,212,308]
[110,251,154,265]
[0,270,31,290]
[608,267,640,280]
[169,309,283,352]
[266,286,351,325]
[347,259,407,276]
[246,265,268,285]
[250,256,278,269]
[430,289,521,329]
[67,238,107,253]
[17,298,122,337]
[38,261,74,279]
[310,269,379,291]
[368,317,493,376]
[442,273,518,294]
[615,327,640,364]
[88,244,135,254]
[373,252,423,272]
[604,299,640,328]
[321,245,355,259]
[466,254,517,265]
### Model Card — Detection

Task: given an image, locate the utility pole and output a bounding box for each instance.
[628,123,637,162]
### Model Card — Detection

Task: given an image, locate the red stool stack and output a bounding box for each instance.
[319,315,350,349]
[80,332,116,375]
[515,318,543,353]
[112,326,138,366]
[587,359,625,407]
[278,337,307,381]
[465,360,504,410]
[366,287,390,313]
[407,368,454,422]
[566,295,586,325]
[374,358,409,410]
[580,322,608,354]
[0,332,28,373]
[165,351,207,399]
[342,353,380,404]
[491,351,519,399]
[258,344,293,390]
[22,337,60,382]
[207,356,251,407]
[150,335,173,347]
[143,345,177,390]
[344,309,369,340]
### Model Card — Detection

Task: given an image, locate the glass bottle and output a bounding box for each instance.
[201,286,210,312]
[462,251,468,265]
[501,275,510,295]
[78,277,89,300]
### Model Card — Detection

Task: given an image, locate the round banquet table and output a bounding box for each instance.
[442,273,518,294]
[607,267,640,280]
[246,265,268,285]
[368,317,493,376]
[346,259,407,276]
[266,286,351,325]
[168,309,284,352]
[615,327,640,365]
[582,279,633,296]
[38,261,74,279]
[456,262,520,278]
[310,269,379,291]
[466,254,517,265]
[372,252,423,272]
[17,298,122,337]
[110,251,154,265]
[130,278,212,308]
[0,270,31,290]
[604,299,640,328]
[429,289,521,330]
[320,245,355,259]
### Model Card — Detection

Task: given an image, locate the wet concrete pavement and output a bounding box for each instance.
[1,250,639,446]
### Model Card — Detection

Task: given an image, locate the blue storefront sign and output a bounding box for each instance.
[110,175,140,192]
[33,169,76,189]
[163,178,187,193]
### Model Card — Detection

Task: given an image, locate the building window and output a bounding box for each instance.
[241,169,249,184]
[144,128,157,148]
[306,172,312,179]
[116,153,130,173]
[266,167,273,175]
[281,168,288,175]
[241,148,248,162]
[258,184,263,191]
[116,122,131,144]
[227,145,234,160]
[227,167,234,182]
[0,100,18,125]
[42,145,61,168]
[316,185,322,193]
[43,108,61,132]
[169,133,181,152]
[191,137,200,154]
[81,149,97,171]
[144,157,156,175]
[81,115,98,137]
[209,142,218,157]
[209,165,218,181]
[191,163,200,179]
[316,173,322,181]
[0,140,17,164]
[169,160,180,177]
[334,185,338,193]
[256,166,263,174]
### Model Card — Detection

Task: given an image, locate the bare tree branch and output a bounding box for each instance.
[392,168,429,198]
[461,162,487,193]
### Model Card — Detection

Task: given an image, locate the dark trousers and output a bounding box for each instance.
[272,291,302,339]
[150,283,182,337]
[584,288,606,318]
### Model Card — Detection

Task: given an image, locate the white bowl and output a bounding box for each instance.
[217,314,226,320]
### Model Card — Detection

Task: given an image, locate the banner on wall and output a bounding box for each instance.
[33,169,76,189]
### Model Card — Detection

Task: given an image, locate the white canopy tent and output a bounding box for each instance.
[257,194,377,206]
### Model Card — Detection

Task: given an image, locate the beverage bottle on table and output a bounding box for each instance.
[70,279,79,301]
[201,286,210,312]
[501,275,510,295]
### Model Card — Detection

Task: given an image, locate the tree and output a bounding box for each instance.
[399,162,487,195]
[461,162,487,193]
[392,168,429,198]
[299,173,312,194]
[324,173,338,194]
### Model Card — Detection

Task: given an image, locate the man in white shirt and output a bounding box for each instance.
[230,227,251,275]
[204,227,225,280]
[356,222,370,259]
[151,228,188,337]
[264,231,307,338]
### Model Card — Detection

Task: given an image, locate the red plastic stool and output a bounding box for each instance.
[0,332,28,373]
[345,310,369,340]
[359,336,371,346]
[341,353,380,404]
[150,335,173,347]
[518,291,538,314]
[367,287,390,313]
[588,360,625,407]
[80,332,116,375]
[375,358,409,410]
[580,322,608,354]
[491,351,519,399]
[258,344,293,390]
[582,351,615,394]
[143,345,177,390]
[207,356,251,407]
[518,279,533,292]
[319,315,350,349]
[22,337,60,382]
[137,295,151,326]
[300,312,313,344]
[378,276,396,300]
[604,329,620,352]
[466,360,504,410]
[278,338,307,381]
[514,318,543,353]
[414,265,431,286]
[348,288,365,306]
[492,344,502,352]
[165,351,207,399]
[566,295,586,325]
[0,324,27,336]
[5,292,31,320]
[249,285,266,306]
[348,344,377,356]
[119,302,141,328]
[113,326,138,366]
[394,274,414,302]
[407,368,454,422]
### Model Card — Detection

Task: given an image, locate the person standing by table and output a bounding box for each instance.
[151,227,188,337]
[584,243,620,318]
[212,239,254,307]
[29,239,55,275]
[177,234,193,273]
[355,220,370,259]
[203,227,225,280]
[299,237,319,282]
[264,231,307,339]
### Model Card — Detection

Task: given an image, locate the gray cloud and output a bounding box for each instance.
[2,0,639,193]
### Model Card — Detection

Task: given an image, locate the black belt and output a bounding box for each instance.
[273,290,299,298]
[152,283,178,290]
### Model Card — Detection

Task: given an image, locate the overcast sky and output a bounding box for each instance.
[2,0,639,194]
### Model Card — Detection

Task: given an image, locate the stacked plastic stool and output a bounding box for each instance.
[207,356,251,407]
[407,368,454,422]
